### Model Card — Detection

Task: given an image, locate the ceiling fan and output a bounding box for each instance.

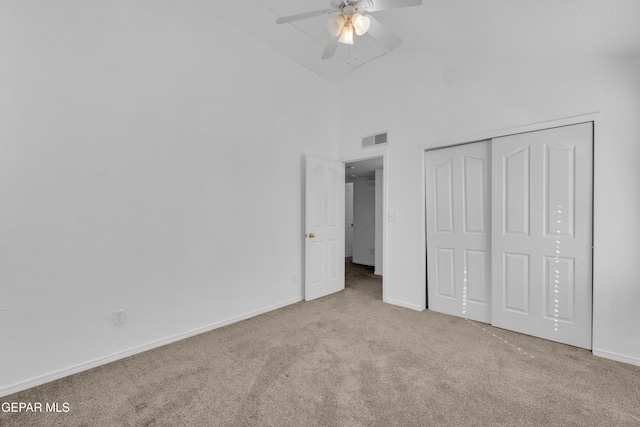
[275,0,423,60]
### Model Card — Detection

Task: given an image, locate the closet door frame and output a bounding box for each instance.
[423,113,598,340]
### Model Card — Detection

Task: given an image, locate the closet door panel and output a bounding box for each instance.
[491,123,593,349]
[426,141,491,323]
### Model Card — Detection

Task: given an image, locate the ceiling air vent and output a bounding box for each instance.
[362,131,388,148]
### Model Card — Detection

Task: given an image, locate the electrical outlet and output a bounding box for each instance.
[292,274,297,284]
[113,308,127,326]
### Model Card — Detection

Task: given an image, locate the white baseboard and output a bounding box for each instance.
[592,348,640,367]
[384,297,425,312]
[374,270,382,276]
[0,297,303,398]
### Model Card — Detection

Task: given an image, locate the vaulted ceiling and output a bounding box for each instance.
[190,0,640,83]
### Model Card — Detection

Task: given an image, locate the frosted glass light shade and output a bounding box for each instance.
[338,24,354,45]
[352,13,371,36]
[327,15,346,37]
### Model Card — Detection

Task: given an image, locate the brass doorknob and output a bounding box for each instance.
[308,233,315,238]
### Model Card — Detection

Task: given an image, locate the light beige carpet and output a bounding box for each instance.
[2,262,640,426]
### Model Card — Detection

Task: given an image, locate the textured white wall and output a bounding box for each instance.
[352,177,376,266]
[0,0,338,395]
[337,54,640,364]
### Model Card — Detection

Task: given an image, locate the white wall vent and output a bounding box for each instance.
[362,131,388,148]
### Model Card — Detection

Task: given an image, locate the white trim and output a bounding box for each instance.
[382,153,388,301]
[0,297,302,398]
[421,112,601,151]
[384,297,425,312]
[339,148,387,163]
[593,348,640,367]
[419,145,427,311]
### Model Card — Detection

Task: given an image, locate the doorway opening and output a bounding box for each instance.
[345,156,384,300]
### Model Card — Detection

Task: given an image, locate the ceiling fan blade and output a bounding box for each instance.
[275,9,333,24]
[321,34,340,59]
[364,0,422,13]
[365,16,402,52]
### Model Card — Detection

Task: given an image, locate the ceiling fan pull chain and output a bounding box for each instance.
[354,33,358,62]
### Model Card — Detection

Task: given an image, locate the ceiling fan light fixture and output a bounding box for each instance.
[327,15,345,37]
[352,13,371,36]
[275,0,423,60]
[338,23,354,45]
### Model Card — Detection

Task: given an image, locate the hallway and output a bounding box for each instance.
[345,261,382,301]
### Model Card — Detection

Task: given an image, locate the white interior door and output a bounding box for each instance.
[345,182,354,258]
[305,155,345,301]
[426,141,492,323]
[491,123,593,349]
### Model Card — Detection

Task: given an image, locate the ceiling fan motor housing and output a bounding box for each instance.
[332,0,373,10]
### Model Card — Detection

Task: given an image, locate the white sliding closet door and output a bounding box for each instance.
[491,123,593,349]
[426,141,491,323]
